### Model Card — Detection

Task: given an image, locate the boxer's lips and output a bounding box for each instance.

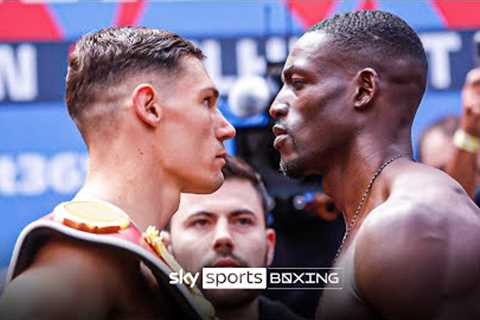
[273,134,289,151]
[216,150,227,159]
[215,151,227,165]
[272,124,287,136]
[212,257,241,267]
[272,124,289,151]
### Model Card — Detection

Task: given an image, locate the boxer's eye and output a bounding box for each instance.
[191,218,210,227]
[203,96,216,109]
[237,218,253,225]
[291,78,305,91]
[233,215,254,226]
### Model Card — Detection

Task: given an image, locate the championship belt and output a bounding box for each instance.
[7,200,216,320]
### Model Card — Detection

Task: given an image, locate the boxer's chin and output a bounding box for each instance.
[183,169,224,194]
[280,157,305,179]
[204,170,225,193]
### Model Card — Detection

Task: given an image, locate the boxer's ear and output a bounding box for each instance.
[132,84,162,127]
[265,229,276,266]
[353,68,378,110]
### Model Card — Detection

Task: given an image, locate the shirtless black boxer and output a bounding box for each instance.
[270,10,480,320]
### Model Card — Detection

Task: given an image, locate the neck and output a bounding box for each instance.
[216,299,259,320]
[323,136,411,227]
[77,150,180,232]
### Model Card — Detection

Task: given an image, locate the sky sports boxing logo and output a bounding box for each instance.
[170,267,343,290]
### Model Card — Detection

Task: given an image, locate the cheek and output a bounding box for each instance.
[287,109,316,149]
[289,89,325,129]
[298,80,348,115]
[201,110,216,131]
[176,107,213,137]
[291,86,346,137]
[193,114,216,150]
[235,232,268,265]
[172,233,208,266]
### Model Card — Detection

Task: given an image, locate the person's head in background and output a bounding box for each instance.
[420,116,459,171]
[164,156,275,314]
[420,116,480,183]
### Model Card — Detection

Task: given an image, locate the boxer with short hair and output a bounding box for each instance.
[0,26,235,320]
[270,10,480,319]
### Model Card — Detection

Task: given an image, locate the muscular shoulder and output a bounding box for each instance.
[0,236,132,319]
[353,174,480,318]
[371,162,480,244]
[390,162,471,208]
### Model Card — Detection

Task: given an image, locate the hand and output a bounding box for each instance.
[461,68,480,137]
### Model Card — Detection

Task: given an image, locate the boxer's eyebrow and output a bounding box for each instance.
[282,65,308,83]
[200,87,219,98]
[282,65,293,83]
[229,209,256,218]
[182,211,216,228]
[188,211,216,219]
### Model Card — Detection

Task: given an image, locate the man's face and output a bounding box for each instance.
[269,32,354,177]
[168,178,275,307]
[157,57,236,194]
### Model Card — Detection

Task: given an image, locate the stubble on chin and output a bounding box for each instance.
[279,157,305,179]
[277,134,306,178]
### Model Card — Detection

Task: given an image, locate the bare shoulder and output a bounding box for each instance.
[390,161,476,210]
[367,161,480,237]
[353,162,480,318]
[0,236,131,320]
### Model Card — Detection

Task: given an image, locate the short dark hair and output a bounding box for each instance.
[65,26,204,122]
[222,156,274,214]
[308,10,427,70]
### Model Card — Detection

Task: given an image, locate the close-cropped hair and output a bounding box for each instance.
[65,26,204,121]
[223,156,275,214]
[308,10,428,70]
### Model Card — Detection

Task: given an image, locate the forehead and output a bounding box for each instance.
[164,56,216,96]
[173,179,264,223]
[284,31,336,74]
[178,56,208,76]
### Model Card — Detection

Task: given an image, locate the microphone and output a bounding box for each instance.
[228,76,272,118]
